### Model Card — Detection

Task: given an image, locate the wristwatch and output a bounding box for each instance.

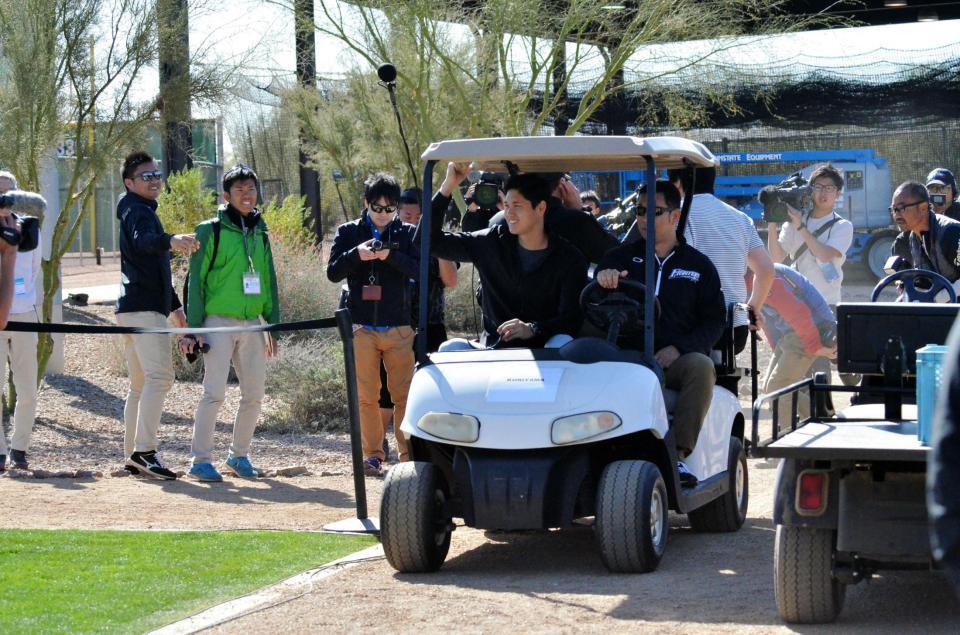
[528,322,542,338]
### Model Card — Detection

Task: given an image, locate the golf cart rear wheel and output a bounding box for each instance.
[380,461,451,573]
[774,525,845,624]
[595,460,668,573]
[688,436,748,533]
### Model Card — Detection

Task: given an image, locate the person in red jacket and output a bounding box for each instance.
[748,264,837,419]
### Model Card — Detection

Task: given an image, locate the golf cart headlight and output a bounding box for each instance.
[416,412,480,443]
[551,411,621,445]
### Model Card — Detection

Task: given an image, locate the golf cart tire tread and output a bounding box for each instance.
[595,460,667,573]
[774,525,845,624]
[688,437,748,533]
[380,461,451,573]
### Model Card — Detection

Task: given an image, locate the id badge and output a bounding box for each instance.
[242,272,261,295]
[14,276,25,296]
[362,284,382,301]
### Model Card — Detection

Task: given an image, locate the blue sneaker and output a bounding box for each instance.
[224,455,260,478]
[189,462,223,482]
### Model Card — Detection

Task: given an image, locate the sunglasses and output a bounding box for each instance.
[636,206,670,217]
[370,203,397,214]
[135,170,163,182]
[889,201,925,216]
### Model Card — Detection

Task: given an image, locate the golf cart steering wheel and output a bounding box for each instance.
[871,269,957,303]
[580,278,661,339]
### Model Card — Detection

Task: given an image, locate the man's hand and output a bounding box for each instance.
[170,233,200,255]
[785,204,803,230]
[747,301,764,331]
[0,213,17,257]
[375,246,391,260]
[596,269,627,289]
[556,176,581,210]
[170,307,187,328]
[357,239,379,261]
[816,344,838,361]
[497,318,534,342]
[178,334,205,355]
[265,334,279,358]
[655,345,681,368]
[441,162,471,198]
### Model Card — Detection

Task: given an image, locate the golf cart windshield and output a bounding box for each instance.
[415,135,719,363]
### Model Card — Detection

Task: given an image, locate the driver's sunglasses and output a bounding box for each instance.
[136,170,163,182]
[370,203,397,214]
[889,201,925,216]
[636,206,669,217]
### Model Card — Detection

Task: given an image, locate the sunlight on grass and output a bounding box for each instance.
[0,529,375,634]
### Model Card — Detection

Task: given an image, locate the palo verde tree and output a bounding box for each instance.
[0,0,241,375]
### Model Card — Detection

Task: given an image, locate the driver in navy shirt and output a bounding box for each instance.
[595,179,725,483]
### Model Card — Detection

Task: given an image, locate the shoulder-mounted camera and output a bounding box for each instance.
[758,172,813,224]
[0,190,44,252]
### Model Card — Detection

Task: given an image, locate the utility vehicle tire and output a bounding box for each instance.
[380,461,451,573]
[867,233,895,280]
[595,460,668,573]
[688,436,748,532]
[774,525,845,623]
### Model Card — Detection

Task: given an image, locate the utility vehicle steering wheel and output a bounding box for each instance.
[580,278,661,340]
[871,268,957,303]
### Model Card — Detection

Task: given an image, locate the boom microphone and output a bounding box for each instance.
[377,63,397,84]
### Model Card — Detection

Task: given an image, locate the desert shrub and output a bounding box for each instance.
[263,194,313,249]
[443,261,481,337]
[156,168,218,236]
[262,333,350,433]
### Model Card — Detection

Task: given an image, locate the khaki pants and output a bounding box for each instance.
[763,331,820,420]
[354,326,415,462]
[191,316,265,464]
[117,311,175,456]
[665,352,716,457]
[0,310,39,454]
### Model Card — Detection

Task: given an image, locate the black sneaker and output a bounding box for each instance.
[0,454,5,473]
[677,460,698,488]
[123,465,141,476]
[10,449,28,470]
[126,451,177,480]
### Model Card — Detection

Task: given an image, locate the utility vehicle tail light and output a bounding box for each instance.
[795,470,828,516]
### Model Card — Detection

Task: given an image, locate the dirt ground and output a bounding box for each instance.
[2,265,958,632]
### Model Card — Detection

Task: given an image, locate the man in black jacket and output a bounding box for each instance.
[327,173,419,476]
[596,179,725,484]
[116,151,199,480]
[430,163,587,349]
[890,180,960,285]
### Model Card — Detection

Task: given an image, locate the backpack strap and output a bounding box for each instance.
[785,216,840,267]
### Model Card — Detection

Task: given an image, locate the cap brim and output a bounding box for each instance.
[927,179,948,186]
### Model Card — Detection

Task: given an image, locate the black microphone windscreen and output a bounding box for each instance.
[377,63,397,83]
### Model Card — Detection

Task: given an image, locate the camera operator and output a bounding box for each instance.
[580,190,602,217]
[766,165,853,311]
[327,172,419,477]
[0,171,41,472]
[926,168,960,221]
[890,180,960,285]
[460,176,504,233]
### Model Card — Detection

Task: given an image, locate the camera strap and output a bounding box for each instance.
[785,216,840,267]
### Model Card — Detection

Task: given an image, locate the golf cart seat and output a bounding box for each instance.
[559,337,648,366]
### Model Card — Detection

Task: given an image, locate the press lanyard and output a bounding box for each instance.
[242,225,257,272]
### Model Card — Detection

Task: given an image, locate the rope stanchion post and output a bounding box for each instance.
[323,308,379,534]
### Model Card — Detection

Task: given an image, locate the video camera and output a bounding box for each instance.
[758,172,813,224]
[371,239,400,252]
[0,190,44,252]
[468,172,504,213]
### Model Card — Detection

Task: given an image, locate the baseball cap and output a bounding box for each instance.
[926,168,958,196]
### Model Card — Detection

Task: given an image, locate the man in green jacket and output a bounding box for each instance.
[182,165,280,482]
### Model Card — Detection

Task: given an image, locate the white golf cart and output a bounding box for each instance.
[380,136,749,574]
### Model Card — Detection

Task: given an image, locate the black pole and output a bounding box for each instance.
[416,161,436,364]
[643,158,657,369]
[336,307,367,520]
[385,84,420,190]
[333,180,350,223]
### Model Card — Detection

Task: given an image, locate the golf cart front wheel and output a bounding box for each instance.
[595,460,668,573]
[688,436,748,532]
[774,525,845,623]
[380,461,452,573]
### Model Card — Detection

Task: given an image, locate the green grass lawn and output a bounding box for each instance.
[0,529,375,634]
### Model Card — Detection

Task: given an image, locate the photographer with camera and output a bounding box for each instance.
[766,165,853,310]
[580,190,602,217]
[0,171,42,472]
[748,264,837,419]
[327,172,419,477]
[461,173,505,232]
[926,168,960,221]
[116,151,199,480]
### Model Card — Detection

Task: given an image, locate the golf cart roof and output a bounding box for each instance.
[420,135,718,173]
